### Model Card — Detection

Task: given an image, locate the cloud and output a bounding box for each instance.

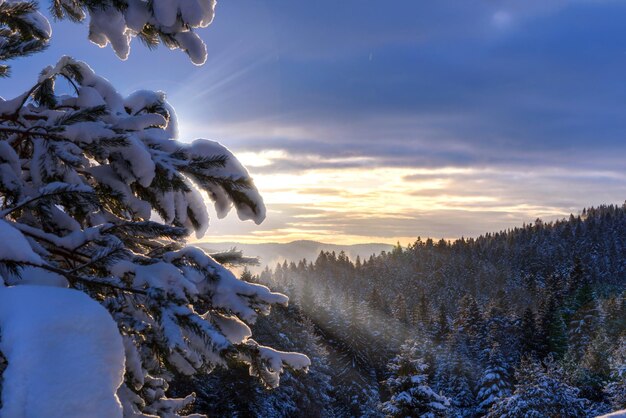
[195,163,626,245]
[20,0,626,244]
[188,1,626,244]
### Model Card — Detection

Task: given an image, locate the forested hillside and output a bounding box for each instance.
[193,204,626,417]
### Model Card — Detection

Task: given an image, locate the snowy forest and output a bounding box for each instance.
[228,205,625,417]
[0,0,624,417]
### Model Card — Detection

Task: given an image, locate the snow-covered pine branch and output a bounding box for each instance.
[0,27,309,418]
[49,0,217,64]
[0,0,51,76]
[1,0,217,77]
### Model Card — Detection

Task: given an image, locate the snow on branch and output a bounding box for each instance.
[240,339,311,389]
[0,54,305,417]
[0,0,51,76]
[2,0,218,80]
[51,0,217,64]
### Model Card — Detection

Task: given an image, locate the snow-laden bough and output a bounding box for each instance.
[0,55,309,418]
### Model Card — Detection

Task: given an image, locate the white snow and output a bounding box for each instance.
[213,313,252,344]
[175,31,207,65]
[5,266,68,287]
[599,411,626,418]
[185,139,266,225]
[0,285,125,418]
[245,339,311,388]
[121,336,144,390]
[18,1,52,38]
[76,0,216,62]
[0,220,42,265]
[152,0,178,27]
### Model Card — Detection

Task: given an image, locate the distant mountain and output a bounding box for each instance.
[196,240,394,272]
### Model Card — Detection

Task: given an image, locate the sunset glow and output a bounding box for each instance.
[195,153,625,245]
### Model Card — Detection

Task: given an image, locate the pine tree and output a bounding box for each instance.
[416,292,429,325]
[538,293,568,358]
[454,295,483,340]
[604,337,626,410]
[548,309,569,358]
[454,294,484,364]
[380,342,449,418]
[338,296,370,372]
[577,329,613,401]
[606,292,626,340]
[446,355,475,413]
[566,257,585,295]
[368,286,384,312]
[476,342,511,414]
[519,307,539,356]
[333,296,380,417]
[300,276,316,318]
[434,336,475,415]
[486,356,587,418]
[0,3,309,416]
[433,304,450,343]
[567,263,597,360]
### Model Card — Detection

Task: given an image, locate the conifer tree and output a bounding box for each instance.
[604,337,626,410]
[538,293,568,358]
[567,263,597,360]
[604,292,626,340]
[339,296,370,370]
[433,304,449,343]
[445,355,475,412]
[476,342,511,414]
[192,305,336,417]
[576,329,613,401]
[486,356,586,418]
[368,286,384,312]
[454,295,483,339]
[454,294,484,362]
[416,292,429,325]
[433,336,475,415]
[300,276,316,317]
[392,293,405,320]
[380,342,449,418]
[519,307,539,356]
[0,2,309,416]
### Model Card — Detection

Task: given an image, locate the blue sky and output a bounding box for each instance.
[7,1,626,244]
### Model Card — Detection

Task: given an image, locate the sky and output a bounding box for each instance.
[7,1,626,245]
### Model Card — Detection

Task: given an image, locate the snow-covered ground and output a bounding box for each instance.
[0,285,124,418]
